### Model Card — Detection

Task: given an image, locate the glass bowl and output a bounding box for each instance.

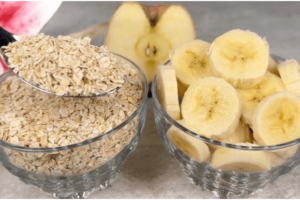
[0,54,148,198]
[151,60,300,198]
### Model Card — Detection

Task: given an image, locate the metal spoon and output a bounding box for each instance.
[0,26,127,98]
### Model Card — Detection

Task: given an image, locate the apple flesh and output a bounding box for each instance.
[105,2,196,85]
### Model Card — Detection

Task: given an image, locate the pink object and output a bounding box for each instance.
[0,1,62,73]
[0,59,5,74]
[0,58,8,70]
[0,1,62,35]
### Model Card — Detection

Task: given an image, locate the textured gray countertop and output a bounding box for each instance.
[1,2,300,199]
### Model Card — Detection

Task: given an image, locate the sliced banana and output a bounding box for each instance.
[220,121,252,144]
[167,120,210,163]
[253,91,300,145]
[278,59,300,96]
[209,29,269,89]
[210,121,252,150]
[285,81,300,96]
[181,76,242,140]
[236,72,286,126]
[278,59,300,85]
[156,65,180,120]
[171,39,212,88]
[268,146,298,167]
[268,55,280,76]
[211,143,271,172]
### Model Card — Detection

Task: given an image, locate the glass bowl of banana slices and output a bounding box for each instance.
[152,29,300,198]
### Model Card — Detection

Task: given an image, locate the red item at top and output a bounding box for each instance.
[0,1,62,73]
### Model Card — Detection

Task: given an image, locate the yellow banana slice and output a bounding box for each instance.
[253,91,300,145]
[220,121,252,144]
[181,76,242,140]
[211,143,271,172]
[236,72,286,126]
[209,29,269,89]
[268,55,280,76]
[285,81,300,96]
[278,59,300,96]
[167,120,210,163]
[156,65,180,120]
[210,121,252,150]
[171,39,212,88]
[268,146,298,167]
[278,59,300,85]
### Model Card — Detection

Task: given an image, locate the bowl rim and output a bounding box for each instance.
[0,53,148,152]
[152,54,300,151]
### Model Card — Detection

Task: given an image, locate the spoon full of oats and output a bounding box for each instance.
[0,26,127,97]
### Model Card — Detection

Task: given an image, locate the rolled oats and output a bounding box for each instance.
[4,34,126,96]
[0,57,143,175]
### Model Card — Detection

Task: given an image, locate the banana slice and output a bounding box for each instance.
[278,59,300,96]
[156,65,180,120]
[220,121,252,144]
[171,39,212,88]
[278,59,300,85]
[268,55,280,76]
[236,72,286,126]
[181,76,242,140]
[268,146,298,167]
[167,120,210,163]
[210,121,252,150]
[211,143,271,172]
[285,81,300,96]
[253,91,300,145]
[209,29,269,89]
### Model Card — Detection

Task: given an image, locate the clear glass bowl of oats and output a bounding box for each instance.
[0,54,148,198]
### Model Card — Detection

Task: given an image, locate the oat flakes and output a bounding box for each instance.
[4,34,126,96]
[0,59,143,175]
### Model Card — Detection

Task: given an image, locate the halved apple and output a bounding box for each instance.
[105,2,196,84]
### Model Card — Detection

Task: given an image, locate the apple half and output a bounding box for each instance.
[105,2,196,84]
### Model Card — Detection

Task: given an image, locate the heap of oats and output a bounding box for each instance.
[4,34,126,96]
[0,65,143,147]
[0,62,143,175]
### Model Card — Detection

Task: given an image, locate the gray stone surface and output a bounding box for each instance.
[1,1,300,199]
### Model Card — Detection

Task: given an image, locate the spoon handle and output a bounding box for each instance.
[0,26,16,48]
